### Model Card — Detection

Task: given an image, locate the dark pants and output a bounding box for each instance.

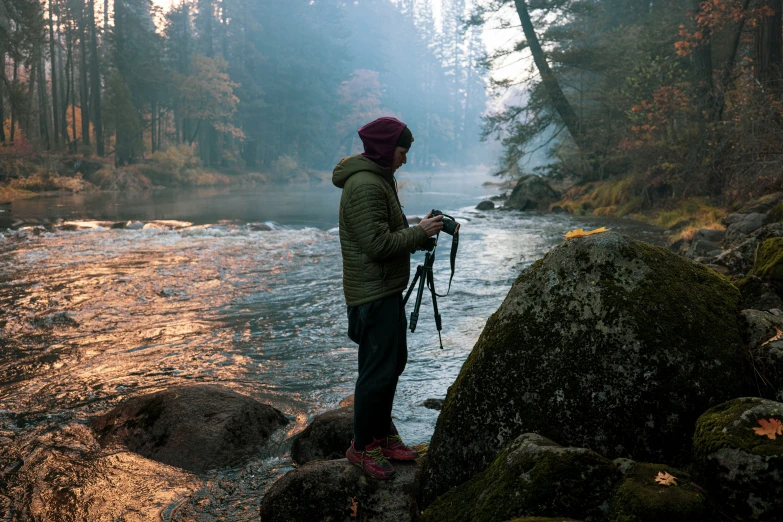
[347,293,408,449]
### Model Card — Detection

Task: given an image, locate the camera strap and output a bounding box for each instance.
[433,230,458,298]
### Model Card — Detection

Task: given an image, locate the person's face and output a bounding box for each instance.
[392,146,409,174]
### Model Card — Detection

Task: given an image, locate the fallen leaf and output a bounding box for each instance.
[752,418,783,440]
[350,496,358,518]
[655,471,678,486]
[760,326,783,347]
[565,227,611,240]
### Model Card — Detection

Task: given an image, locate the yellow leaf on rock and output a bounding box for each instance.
[565,227,611,240]
[655,471,678,486]
[350,496,358,518]
[761,327,783,347]
[752,418,783,440]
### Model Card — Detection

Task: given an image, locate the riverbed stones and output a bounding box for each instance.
[608,462,710,522]
[259,458,419,522]
[476,200,495,211]
[419,434,619,522]
[418,233,752,507]
[505,175,559,211]
[692,397,783,521]
[90,384,288,473]
[291,406,353,465]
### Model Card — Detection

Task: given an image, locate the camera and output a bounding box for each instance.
[431,209,460,236]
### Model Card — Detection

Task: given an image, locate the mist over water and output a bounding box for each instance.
[0,171,665,519]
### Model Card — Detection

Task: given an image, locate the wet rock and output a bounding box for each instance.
[725,213,765,246]
[125,221,144,230]
[423,398,444,411]
[741,309,783,400]
[31,311,79,328]
[419,434,619,522]
[475,200,495,211]
[692,228,725,244]
[693,397,783,522]
[686,239,722,259]
[339,394,355,408]
[90,384,288,473]
[419,233,752,506]
[668,238,689,255]
[249,222,272,231]
[715,237,756,275]
[608,462,711,522]
[723,213,746,226]
[737,276,783,311]
[666,219,694,231]
[110,221,127,229]
[58,223,80,231]
[505,175,559,211]
[259,458,419,522]
[490,192,508,201]
[291,406,353,465]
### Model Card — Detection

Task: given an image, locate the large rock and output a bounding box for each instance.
[505,175,559,211]
[259,458,419,522]
[419,233,752,506]
[686,239,722,259]
[419,434,619,522]
[725,213,766,246]
[476,200,495,211]
[741,309,783,400]
[692,228,725,244]
[716,222,783,275]
[90,385,288,473]
[608,462,711,522]
[736,276,783,311]
[291,406,353,465]
[693,397,783,521]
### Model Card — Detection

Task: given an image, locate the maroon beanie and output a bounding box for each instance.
[358,117,408,168]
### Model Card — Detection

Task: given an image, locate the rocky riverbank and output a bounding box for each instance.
[260,231,782,521]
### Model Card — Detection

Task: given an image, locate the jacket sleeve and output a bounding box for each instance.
[345,183,428,261]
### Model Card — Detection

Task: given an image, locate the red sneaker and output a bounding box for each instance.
[380,431,419,461]
[346,440,396,480]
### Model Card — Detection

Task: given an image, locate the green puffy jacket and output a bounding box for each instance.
[333,155,427,307]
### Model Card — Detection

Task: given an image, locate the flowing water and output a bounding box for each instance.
[0,170,665,520]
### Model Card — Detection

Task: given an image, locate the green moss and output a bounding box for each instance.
[752,238,783,286]
[608,462,710,522]
[420,435,619,522]
[693,398,783,459]
[763,202,783,225]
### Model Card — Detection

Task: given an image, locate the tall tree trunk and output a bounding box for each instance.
[88,0,103,155]
[10,59,17,142]
[38,57,52,149]
[756,0,783,86]
[0,48,6,143]
[715,0,753,120]
[692,0,714,143]
[49,0,61,148]
[79,8,91,147]
[151,99,156,153]
[58,20,68,144]
[512,0,586,151]
[27,60,37,140]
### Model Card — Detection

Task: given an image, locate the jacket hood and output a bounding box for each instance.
[332,155,390,189]
[358,117,407,168]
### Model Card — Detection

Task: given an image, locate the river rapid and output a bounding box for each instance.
[0,170,665,520]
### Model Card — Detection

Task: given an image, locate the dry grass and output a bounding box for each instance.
[554,178,640,217]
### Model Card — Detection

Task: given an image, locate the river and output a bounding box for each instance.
[0,169,665,520]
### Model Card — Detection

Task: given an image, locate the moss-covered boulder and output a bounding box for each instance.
[420,434,619,522]
[419,233,753,507]
[736,275,783,311]
[752,238,783,291]
[763,202,783,225]
[608,462,711,522]
[692,397,783,521]
[505,175,559,210]
[291,406,353,465]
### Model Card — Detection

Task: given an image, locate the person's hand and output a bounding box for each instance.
[418,210,444,237]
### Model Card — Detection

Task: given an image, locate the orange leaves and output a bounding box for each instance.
[349,496,358,518]
[565,227,610,240]
[760,326,783,347]
[752,418,783,440]
[655,471,678,486]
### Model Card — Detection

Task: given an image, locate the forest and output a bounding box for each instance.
[0,0,488,189]
[476,0,783,221]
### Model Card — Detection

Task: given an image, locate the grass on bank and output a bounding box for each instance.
[552,177,726,242]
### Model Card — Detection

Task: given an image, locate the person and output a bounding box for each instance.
[332,117,443,480]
